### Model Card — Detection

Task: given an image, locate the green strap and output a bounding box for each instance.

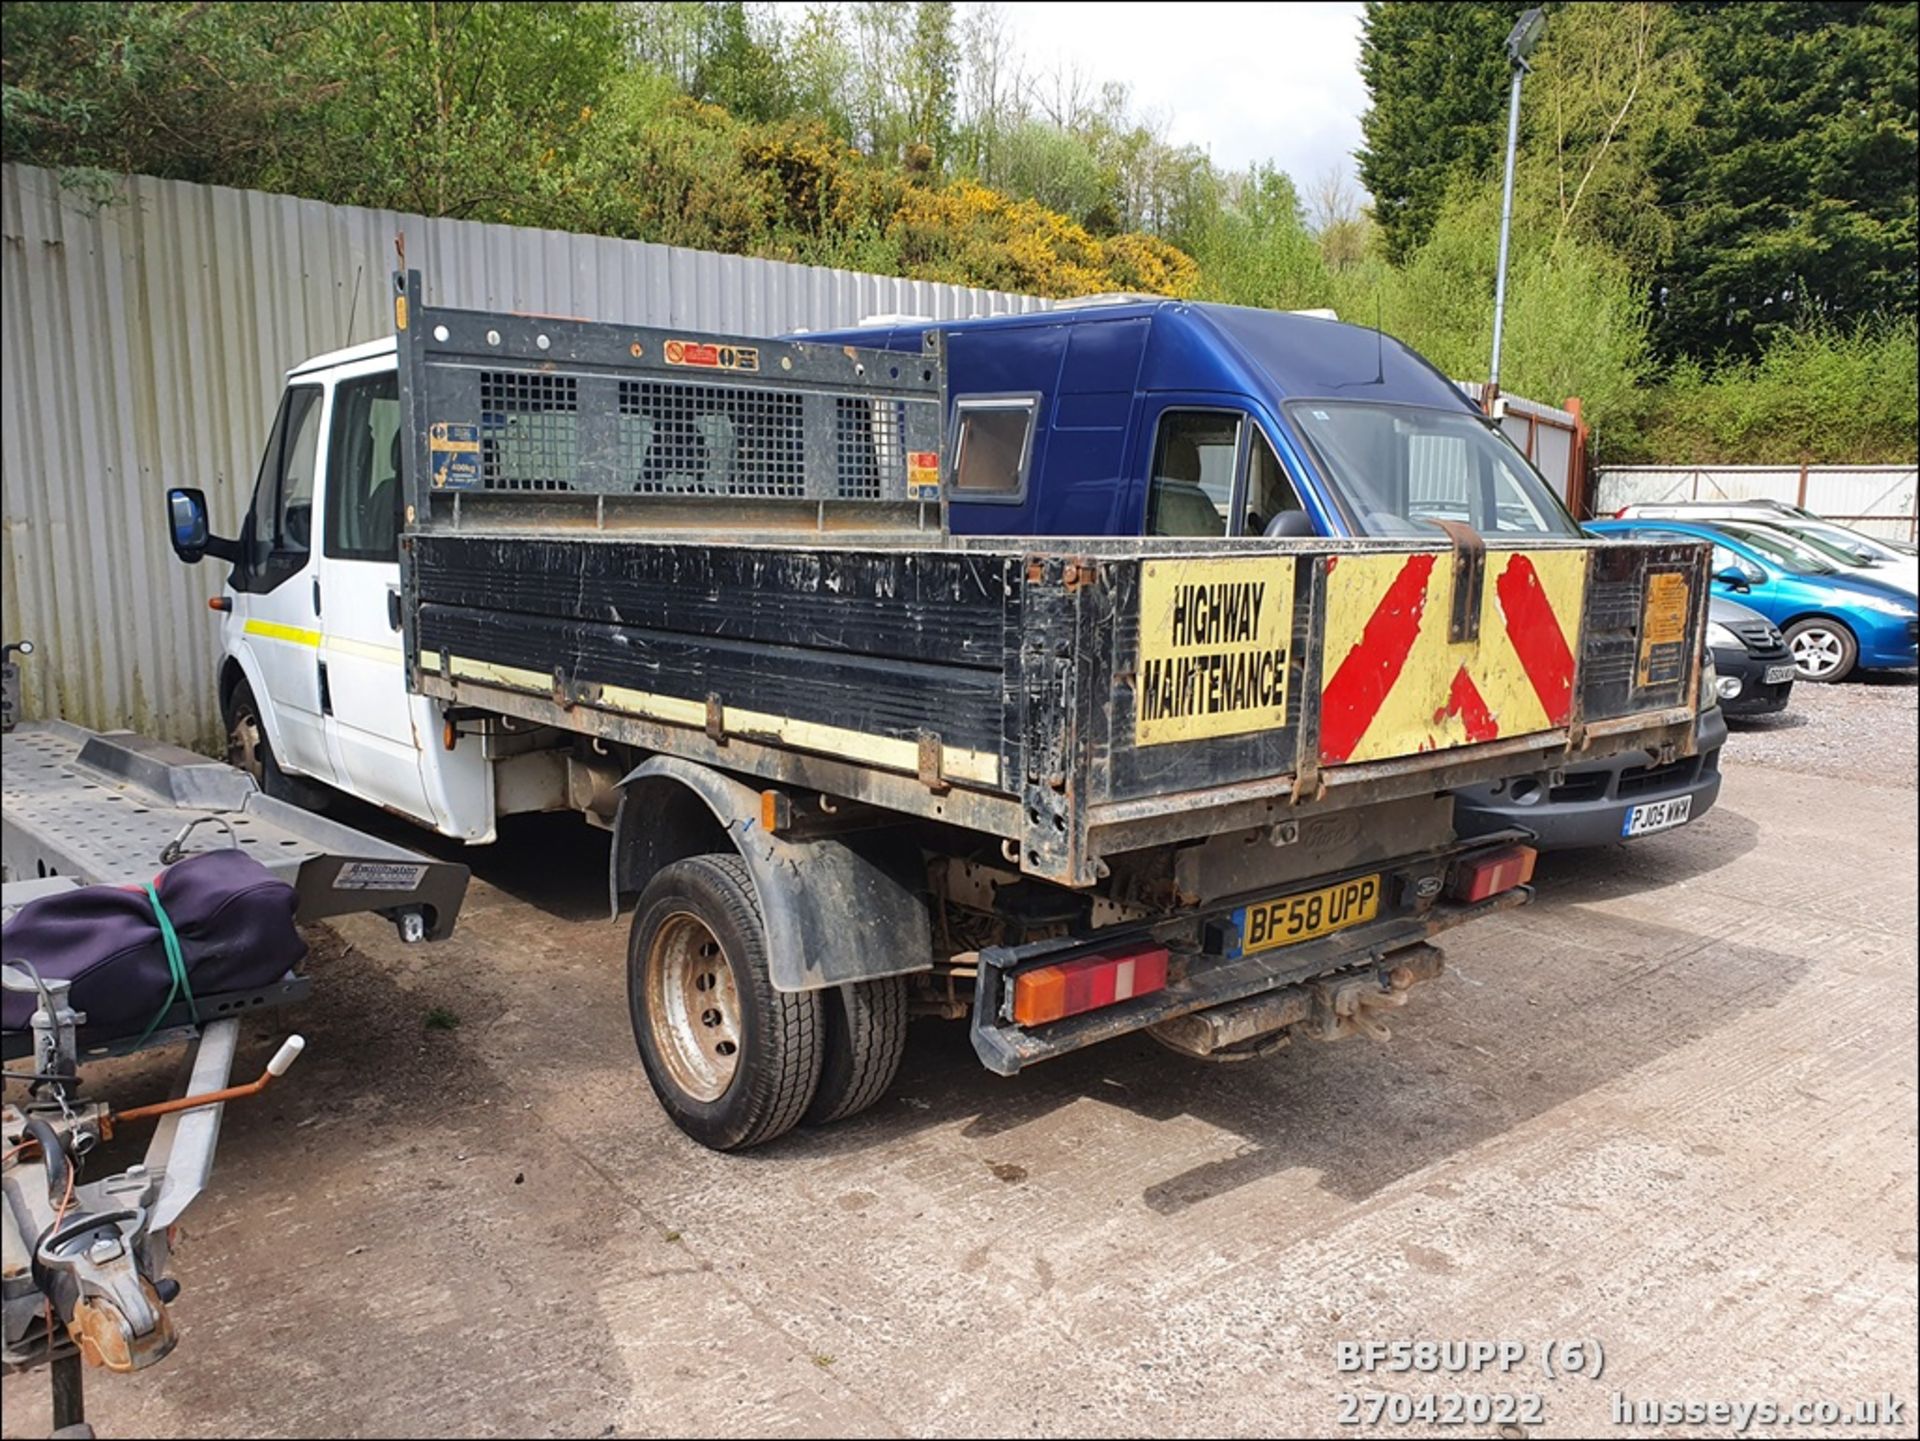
[132,882,198,1050]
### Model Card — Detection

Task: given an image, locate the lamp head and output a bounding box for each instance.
[1506,7,1547,66]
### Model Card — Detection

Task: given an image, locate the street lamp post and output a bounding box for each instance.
[1488,6,1546,407]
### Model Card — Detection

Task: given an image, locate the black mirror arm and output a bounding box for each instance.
[202,534,243,564]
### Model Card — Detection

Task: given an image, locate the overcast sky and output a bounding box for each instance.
[993,1,1370,193]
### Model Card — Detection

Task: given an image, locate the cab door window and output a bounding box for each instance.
[238,384,323,592]
[1243,431,1306,536]
[1146,411,1241,536]
[325,374,403,561]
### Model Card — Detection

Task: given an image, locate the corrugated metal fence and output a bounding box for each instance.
[0,163,1049,750]
[1592,465,1919,543]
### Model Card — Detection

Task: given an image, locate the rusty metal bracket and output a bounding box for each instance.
[704,693,726,744]
[1060,557,1098,592]
[1431,520,1486,645]
[916,729,950,794]
[1288,760,1327,806]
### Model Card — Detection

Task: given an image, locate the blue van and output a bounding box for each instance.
[808,297,1576,542]
[804,299,1726,848]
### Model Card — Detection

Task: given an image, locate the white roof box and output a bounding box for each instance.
[1053,292,1164,310]
[855,313,935,327]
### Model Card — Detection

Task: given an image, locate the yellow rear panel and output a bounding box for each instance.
[1317,548,1589,765]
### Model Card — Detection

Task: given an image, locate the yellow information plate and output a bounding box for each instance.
[1234,873,1382,957]
[1136,555,1295,746]
[1636,569,1692,689]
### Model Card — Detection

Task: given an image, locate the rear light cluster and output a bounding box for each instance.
[1011,942,1169,1027]
[1449,844,1537,903]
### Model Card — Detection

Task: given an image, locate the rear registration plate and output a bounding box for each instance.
[1622,796,1692,837]
[1763,663,1795,684]
[1234,874,1381,956]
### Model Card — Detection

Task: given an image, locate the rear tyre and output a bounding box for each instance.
[627,854,823,1151]
[223,678,329,810]
[806,976,908,1125]
[1783,618,1857,682]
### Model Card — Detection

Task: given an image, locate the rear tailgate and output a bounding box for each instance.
[1054,535,1709,881]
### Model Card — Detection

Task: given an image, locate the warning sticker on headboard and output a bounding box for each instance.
[429,422,481,491]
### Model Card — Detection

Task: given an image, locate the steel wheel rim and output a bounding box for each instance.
[227,709,266,786]
[645,911,741,1102]
[1791,628,1844,677]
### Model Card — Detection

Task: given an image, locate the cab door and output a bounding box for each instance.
[317,364,493,837]
[230,383,337,785]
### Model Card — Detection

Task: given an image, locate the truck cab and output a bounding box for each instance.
[180,337,495,840]
[804,299,1726,848]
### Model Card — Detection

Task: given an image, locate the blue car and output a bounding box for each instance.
[1587,519,1919,682]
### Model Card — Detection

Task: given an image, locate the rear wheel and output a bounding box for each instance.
[806,976,908,1125]
[627,855,822,1151]
[1784,618,1857,682]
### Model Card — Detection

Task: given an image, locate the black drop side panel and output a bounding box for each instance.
[411,535,1017,759]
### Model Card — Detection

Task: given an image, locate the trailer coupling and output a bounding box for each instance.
[3,957,306,1435]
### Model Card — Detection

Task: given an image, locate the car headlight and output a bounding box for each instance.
[1706,620,1742,651]
[1858,592,1917,617]
[1699,651,1718,707]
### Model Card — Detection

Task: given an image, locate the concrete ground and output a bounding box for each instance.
[5,695,1915,1438]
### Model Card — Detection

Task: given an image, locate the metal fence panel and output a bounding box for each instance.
[1593,465,1920,542]
[0,163,1048,749]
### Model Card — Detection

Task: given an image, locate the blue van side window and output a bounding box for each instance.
[951,394,1038,501]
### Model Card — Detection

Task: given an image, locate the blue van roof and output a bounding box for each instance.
[801,300,1478,414]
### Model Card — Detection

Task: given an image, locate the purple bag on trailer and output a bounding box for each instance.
[1,849,306,1039]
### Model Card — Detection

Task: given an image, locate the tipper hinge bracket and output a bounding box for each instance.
[1432,520,1487,645]
[917,730,950,794]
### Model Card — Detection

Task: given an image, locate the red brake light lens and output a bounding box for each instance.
[1011,943,1169,1027]
[1450,844,1538,903]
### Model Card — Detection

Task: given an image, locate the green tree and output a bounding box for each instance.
[691,2,790,124]
[1521,1,1699,272]
[1,1,336,182]
[1646,1,1919,361]
[783,5,856,143]
[996,119,1108,225]
[1356,0,1528,264]
[1332,181,1652,439]
[1193,165,1333,310]
[297,2,627,218]
[905,1,959,165]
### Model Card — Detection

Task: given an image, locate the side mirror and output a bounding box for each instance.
[1713,565,1751,591]
[166,487,240,564]
[1263,509,1318,539]
[167,487,210,563]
